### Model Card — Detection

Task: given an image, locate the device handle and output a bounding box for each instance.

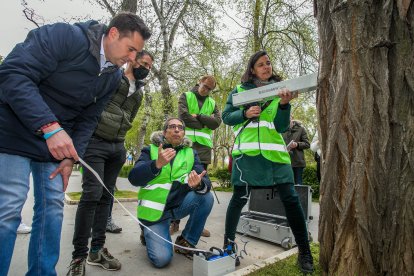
[248,224,260,233]
[209,247,224,256]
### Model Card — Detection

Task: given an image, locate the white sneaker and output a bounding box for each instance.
[17,222,32,234]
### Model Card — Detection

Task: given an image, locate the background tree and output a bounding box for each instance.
[20,0,319,169]
[316,1,413,275]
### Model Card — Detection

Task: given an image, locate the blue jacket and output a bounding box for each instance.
[128,132,211,222]
[0,21,121,161]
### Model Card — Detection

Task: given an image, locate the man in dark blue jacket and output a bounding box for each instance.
[0,12,151,276]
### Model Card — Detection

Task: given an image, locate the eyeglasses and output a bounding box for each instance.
[167,124,184,131]
[201,83,214,92]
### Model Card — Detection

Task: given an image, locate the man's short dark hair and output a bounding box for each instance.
[163,117,185,131]
[137,50,154,62]
[105,12,151,40]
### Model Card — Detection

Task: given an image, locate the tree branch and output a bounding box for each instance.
[168,0,190,50]
[21,0,44,27]
[97,0,116,17]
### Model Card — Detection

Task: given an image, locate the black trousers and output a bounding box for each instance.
[72,137,126,259]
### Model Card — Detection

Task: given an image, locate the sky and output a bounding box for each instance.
[1,1,242,58]
[0,1,108,56]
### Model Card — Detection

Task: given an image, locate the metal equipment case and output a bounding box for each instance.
[236,185,313,249]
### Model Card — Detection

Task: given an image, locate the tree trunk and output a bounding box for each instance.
[135,89,152,159]
[253,0,261,51]
[316,1,414,275]
[159,70,174,117]
[120,0,137,13]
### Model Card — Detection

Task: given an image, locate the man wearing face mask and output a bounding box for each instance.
[67,50,154,275]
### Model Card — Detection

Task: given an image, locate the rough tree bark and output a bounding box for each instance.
[135,85,152,159]
[253,0,262,52]
[316,1,413,275]
[151,0,190,117]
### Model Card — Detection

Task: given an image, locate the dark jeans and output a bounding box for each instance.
[72,137,126,259]
[292,167,304,185]
[225,184,309,248]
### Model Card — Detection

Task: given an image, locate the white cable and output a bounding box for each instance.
[78,157,211,255]
[234,153,250,199]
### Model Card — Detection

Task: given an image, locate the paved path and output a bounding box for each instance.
[10,171,319,275]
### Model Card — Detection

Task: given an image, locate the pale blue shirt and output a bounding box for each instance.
[100,36,114,71]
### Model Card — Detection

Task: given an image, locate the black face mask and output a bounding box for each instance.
[133,66,150,80]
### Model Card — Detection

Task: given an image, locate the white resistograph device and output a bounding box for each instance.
[232,73,317,107]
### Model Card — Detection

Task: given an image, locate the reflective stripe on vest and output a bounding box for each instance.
[232,85,291,164]
[184,91,215,148]
[233,120,276,137]
[141,183,172,191]
[138,200,165,212]
[137,144,195,222]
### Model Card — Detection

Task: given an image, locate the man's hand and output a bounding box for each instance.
[278,88,298,105]
[155,144,176,169]
[245,106,261,119]
[290,141,298,149]
[191,114,198,118]
[49,158,74,191]
[188,170,207,188]
[44,124,79,161]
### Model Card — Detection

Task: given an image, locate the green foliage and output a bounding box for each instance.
[303,163,319,200]
[118,165,134,178]
[67,190,137,201]
[210,168,232,188]
[213,186,233,192]
[247,243,321,276]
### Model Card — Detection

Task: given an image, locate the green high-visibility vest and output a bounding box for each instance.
[184,91,215,148]
[232,85,291,164]
[137,144,195,222]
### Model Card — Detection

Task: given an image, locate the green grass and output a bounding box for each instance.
[247,243,321,276]
[213,186,233,192]
[66,190,137,201]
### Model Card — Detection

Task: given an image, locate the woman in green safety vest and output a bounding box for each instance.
[222,50,314,273]
[128,118,214,268]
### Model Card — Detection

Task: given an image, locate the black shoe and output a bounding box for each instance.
[66,258,86,276]
[87,248,121,271]
[223,236,240,267]
[297,247,314,273]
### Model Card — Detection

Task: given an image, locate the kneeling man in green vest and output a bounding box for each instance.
[128,117,214,268]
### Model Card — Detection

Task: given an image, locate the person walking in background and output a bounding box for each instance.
[282,116,310,185]
[0,11,150,276]
[174,75,221,237]
[68,50,153,276]
[310,133,321,183]
[221,50,314,273]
